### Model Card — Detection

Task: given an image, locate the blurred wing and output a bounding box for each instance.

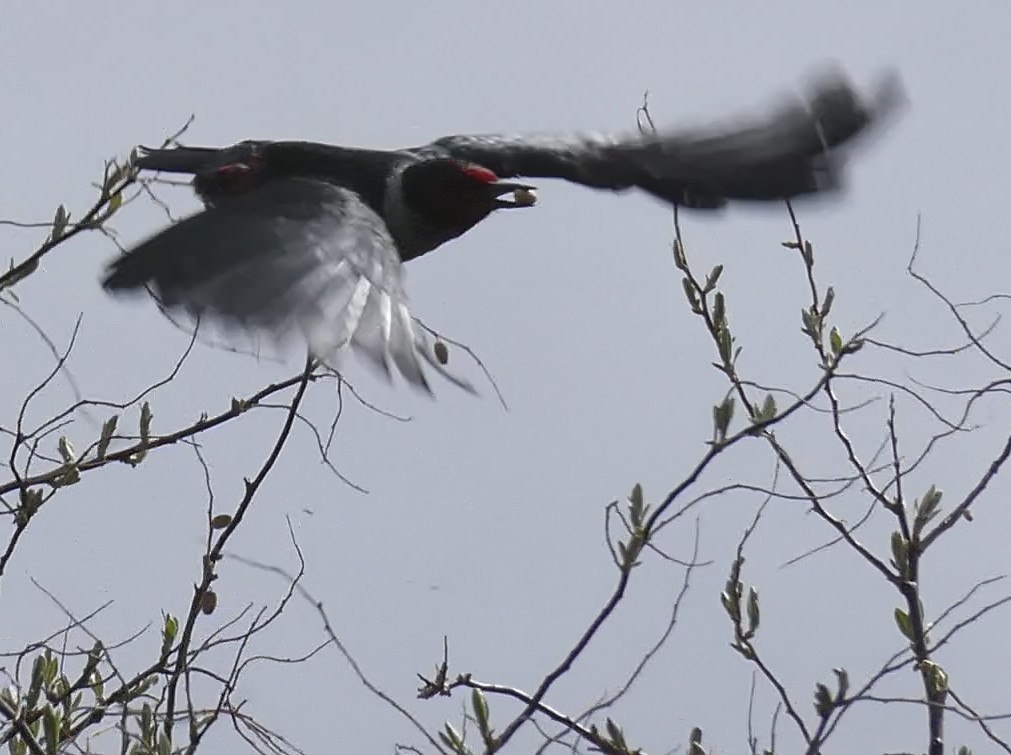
[417,70,903,208]
[103,178,472,394]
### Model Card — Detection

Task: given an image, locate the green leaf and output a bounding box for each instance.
[161,613,179,657]
[28,654,45,708]
[801,307,820,340]
[140,703,154,744]
[15,488,42,526]
[471,688,489,725]
[42,651,58,685]
[622,538,642,569]
[57,436,75,464]
[51,677,69,702]
[712,396,735,442]
[41,705,61,755]
[890,531,909,578]
[628,483,643,511]
[821,286,835,317]
[703,264,724,293]
[471,688,491,741]
[717,326,733,367]
[139,402,152,436]
[922,660,949,695]
[673,238,688,271]
[842,337,865,355]
[52,466,80,488]
[627,483,649,528]
[91,669,104,701]
[894,607,914,640]
[129,402,154,466]
[720,585,740,622]
[50,205,69,242]
[0,688,16,715]
[104,161,126,190]
[439,723,466,754]
[746,586,760,634]
[814,683,832,717]
[829,327,843,356]
[712,291,726,329]
[96,415,119,460]
[913,485,943,538]
[164,614,178,641]
[802,240,814,266]
[682,277,702,314]
[605,718,626,749]
[832,667,849,701]
[755,393,776,424]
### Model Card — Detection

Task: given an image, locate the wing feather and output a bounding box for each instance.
[103,178,470,394]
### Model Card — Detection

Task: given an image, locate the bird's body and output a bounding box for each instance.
[103,70,903,393]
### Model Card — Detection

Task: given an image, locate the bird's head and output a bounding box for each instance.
[400,159,537,233]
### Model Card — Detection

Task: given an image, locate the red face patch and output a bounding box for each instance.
[457,162,499,184]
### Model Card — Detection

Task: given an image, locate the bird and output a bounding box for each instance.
[102,69,903,394]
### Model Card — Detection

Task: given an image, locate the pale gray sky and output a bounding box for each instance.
[2,2,1010,753]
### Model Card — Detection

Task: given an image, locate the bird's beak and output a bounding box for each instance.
[491,181,537,209]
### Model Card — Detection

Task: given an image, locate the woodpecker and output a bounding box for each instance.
[102,70,903,393]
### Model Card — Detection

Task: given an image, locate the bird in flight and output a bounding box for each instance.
[102,70,903,394]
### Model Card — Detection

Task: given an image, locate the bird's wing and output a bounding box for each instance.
[103,178,471,394]
[417,71,903,208]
